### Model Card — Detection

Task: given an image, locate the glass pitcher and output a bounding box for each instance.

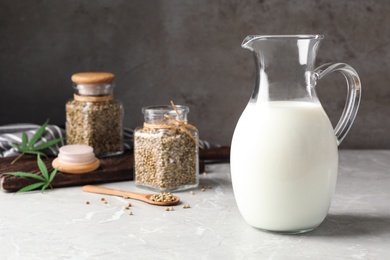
[230,35,361,234]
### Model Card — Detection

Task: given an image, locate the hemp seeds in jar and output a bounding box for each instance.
[66,72,124,157]
[134,103,200,192]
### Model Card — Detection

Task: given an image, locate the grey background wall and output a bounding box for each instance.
[0,0,388,148]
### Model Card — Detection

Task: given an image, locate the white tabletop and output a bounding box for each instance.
[1,150,390,260]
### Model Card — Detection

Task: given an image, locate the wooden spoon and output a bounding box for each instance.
[82,185,180,206]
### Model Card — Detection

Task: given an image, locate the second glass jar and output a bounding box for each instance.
[134,105,199,192]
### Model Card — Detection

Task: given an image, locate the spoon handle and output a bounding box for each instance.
[82,185,147,202]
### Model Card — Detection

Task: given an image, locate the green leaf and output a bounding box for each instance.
[2,172,46,182]
[12,143,22,152]
[7,153,58,193]
[31,138,63,151]
[24,150,47,157]
[41,182,50,192]
[24,151,43,157]
[28,119,49,149]
[9,119,62,165]
[21,133,28,150]
[37,154,49,181]
[16,182,45,193]
[49,168,58,183]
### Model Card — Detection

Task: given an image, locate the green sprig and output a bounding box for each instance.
[11,119,63,164]
[3,154,58,193]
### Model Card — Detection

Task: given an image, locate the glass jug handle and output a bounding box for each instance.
[314,63,362,146]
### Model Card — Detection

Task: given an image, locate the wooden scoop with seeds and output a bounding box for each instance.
[82,185,180,206]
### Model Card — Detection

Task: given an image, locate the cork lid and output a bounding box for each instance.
[71,72,115,84]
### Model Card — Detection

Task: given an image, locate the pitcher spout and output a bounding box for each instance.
[241,35,258,51]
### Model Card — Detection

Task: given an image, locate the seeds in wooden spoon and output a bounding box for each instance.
[149,192,177,203]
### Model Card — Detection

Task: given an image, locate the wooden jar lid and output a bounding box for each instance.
[71,72,115,84]
[52,158,100,175]
[52,144,100,174]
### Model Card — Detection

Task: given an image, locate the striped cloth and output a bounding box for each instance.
[0,124,66,158]
[0,124,216,158]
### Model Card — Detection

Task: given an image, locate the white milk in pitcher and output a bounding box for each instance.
[230,101,338,232]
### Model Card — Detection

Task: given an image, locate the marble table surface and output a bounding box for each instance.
[1,150,390,260]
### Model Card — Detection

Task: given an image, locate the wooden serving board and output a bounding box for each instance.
[0,151,133,192]
[0,147,230,192]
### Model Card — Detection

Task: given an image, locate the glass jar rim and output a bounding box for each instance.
[142,105,189,115]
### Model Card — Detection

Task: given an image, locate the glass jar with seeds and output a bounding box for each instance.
[134,103,200,192]
[66,72,123,157]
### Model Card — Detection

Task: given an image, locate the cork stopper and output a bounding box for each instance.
[71,72,115,96]
[71,72,115,84]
